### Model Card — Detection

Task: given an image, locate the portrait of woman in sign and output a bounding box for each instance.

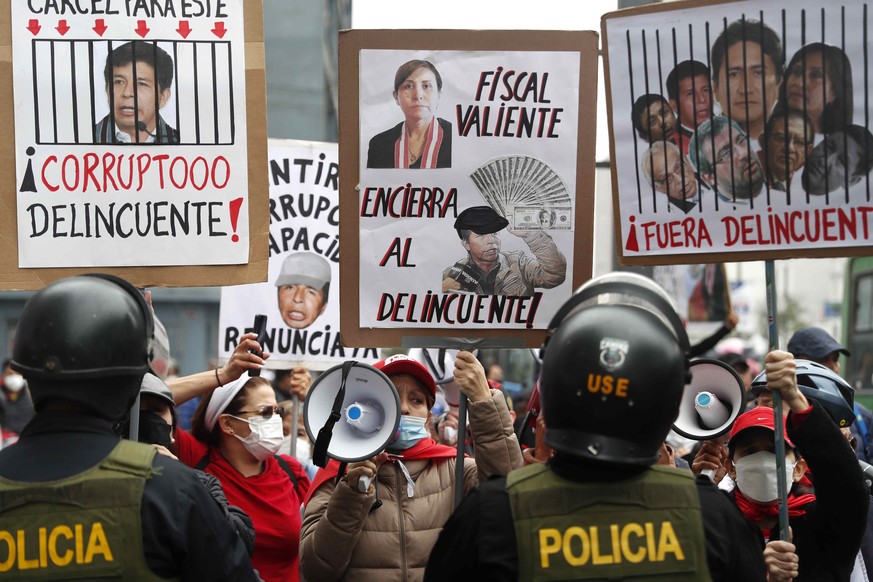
[366,60,452,169]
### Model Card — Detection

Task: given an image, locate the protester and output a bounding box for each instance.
[0,275,255,580]
[300,352,522,581]
[121,372,257,555]
[0,357,34,434]
[697,355,867,581]
[426,273,766,581]
[169,333,311,582]
[788,326,873,463]
[273,366,313,403]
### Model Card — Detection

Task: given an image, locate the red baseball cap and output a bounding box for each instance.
[729,406,794,447]
[373,355,437,400]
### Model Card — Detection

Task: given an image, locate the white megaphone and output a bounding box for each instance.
[673,358,746,441]
[304,361,401,477]
[408,348,461,407]
[672,359,746,480]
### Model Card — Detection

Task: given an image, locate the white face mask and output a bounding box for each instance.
[229,414,284,461]
[280,435,313,465]
[734,450,796,503]
[4,374,25,393]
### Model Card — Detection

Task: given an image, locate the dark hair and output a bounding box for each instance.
[779,43,853,134]
[393,60,442,93]
[632,94,671,141]
[104,41,174,91]
[764,106,815,144]
[458,228,472,241]
[711,20,784,85]
[191,377,271,446]
[666,60,710,102]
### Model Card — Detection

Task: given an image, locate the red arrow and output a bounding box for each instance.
[211,22,227,38]
[93,18,107,36]
[135,20,150,38]
[176,20,192,39]
[26,19,41,35]
[56,20,70,35]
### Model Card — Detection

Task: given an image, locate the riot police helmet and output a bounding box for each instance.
[11,274,154,420]
[540,273,690,468]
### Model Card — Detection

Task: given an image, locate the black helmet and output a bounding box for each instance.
[12,274,154,420]
[540,273,690,468]
[751,359,855,427]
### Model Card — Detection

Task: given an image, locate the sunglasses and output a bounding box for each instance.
[234,405,285,420]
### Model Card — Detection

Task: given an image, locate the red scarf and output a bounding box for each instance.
[393,117,444,169]
[734,488,816,524]
[304,438,458,504]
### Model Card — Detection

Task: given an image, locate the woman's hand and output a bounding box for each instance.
[453,351,491,403]
[217,332,270,385]
[346,452,390,493]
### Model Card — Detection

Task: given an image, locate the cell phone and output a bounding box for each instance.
[248,314,268,377]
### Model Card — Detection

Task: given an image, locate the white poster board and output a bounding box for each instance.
[12,2,250,267]
[604,0,873,264]
[219,139,380,370]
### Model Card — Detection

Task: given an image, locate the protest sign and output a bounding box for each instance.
[654,263,732,328]
[219,139,380,370]
[339,30,598,348]
[0,0,267,288]
[603,0,873,265]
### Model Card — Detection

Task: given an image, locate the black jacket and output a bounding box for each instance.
[366,118,452,169]
[0,410,257,581]
[425,466,766,581]
[760,401,869,582]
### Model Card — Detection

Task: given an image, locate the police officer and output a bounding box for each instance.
[425,272,766,581]
[0,274,257,580]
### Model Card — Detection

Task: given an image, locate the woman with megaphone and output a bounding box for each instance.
[299,352,522,582]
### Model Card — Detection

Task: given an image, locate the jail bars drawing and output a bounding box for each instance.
[31,39,236,146]
[619,3,872,216]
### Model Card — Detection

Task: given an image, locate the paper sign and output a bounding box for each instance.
[12,1,250,268]
[604,0,873,264]
[340,30,599,347]
[219,139,380,370]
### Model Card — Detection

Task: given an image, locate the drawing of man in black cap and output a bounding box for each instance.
[442,206,567,296]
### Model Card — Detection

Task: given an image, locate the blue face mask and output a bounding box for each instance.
[389,415,429,451]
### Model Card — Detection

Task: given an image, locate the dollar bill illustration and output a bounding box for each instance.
[511,206,572,230]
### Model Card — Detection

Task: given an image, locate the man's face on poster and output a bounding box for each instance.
[763,115,812,181]
[704,125,764,199]
[639,99,676,141]
[278,284,327,329]
[107,61,170,137]
[651,146,698,200]
[714,41,779,137]
[464,231,501,267]
[673,74,713,129]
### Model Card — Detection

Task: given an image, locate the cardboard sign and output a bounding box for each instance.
[653,263,732,328]
[603,0,873,265]
[0,0,267,288]
[218,139,380,370]
[340,30,598,348]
